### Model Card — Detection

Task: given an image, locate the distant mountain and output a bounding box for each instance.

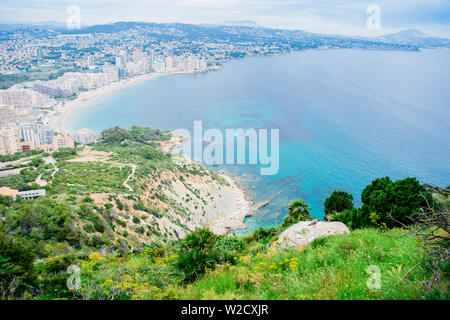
[375,29,450,48]
[222,20,260,27]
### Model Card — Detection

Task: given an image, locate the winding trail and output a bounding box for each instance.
[124,164,137,192]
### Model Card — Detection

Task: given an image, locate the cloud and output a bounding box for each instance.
[0,0,449,37]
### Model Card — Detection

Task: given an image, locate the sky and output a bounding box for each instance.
[1,0,450,37]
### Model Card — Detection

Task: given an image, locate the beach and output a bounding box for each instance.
[49,73,256,235]
[47,72,161,134]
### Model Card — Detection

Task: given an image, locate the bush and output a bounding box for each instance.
[324,190,354,218]
[0,232,36,296]
[175,228,219,282]
[213,236,246,264]
[281,200,312,229]
[243,226,280,245]
[359,177,431,228]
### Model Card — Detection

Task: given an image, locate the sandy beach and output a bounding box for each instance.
[46,69,255,235]
[47,73,163,134]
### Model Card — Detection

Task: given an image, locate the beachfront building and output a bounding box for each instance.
[73,128,97,145]
[0,126,21,155]
[53,135,75,149]
[0,87,55,108]
[102,65,120,82]
[18,123,45,145]
[0,105,34,126]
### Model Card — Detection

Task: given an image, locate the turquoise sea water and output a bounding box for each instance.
[66,49,450,233]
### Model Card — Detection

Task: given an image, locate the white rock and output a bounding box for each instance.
[273,221,350,249]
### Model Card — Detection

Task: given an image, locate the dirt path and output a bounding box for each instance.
[123,164,137,192]
[35,174,48,187]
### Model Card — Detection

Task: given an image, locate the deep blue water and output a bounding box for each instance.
[67,49,450,233]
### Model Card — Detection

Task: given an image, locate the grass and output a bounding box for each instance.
[35,228,437,300]
[183,229,428,300]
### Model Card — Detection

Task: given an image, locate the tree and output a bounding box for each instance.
[324,190,354,219]
[360,177,431,228]
[30,157,44,168]
[0,230,36,297]
[282,199,312,229]
[101,126,130,144]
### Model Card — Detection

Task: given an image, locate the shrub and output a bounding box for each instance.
[0,232,36,296]
[359,177,432,228]
[281,199,312,229]
[175,228,219,282]
[243,226,281,245]
[324,190,354,218]
[132,216,140,224]
[213,237,246,264]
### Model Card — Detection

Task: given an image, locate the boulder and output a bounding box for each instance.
[273,220,350,249]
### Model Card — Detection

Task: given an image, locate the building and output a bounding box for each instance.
[102,65,119,82]
[18,123,45,145]
[44,125,55,144]
[0,88,55,108]
[0,127,21,155]
[152,59,166,73]
[21,141,36,152]
[53,135,75,149]
[87,55,95,68]
[17,189,46,200]
[165,56,174,71]
[73,128,97,145]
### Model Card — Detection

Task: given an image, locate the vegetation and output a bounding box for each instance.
[327,177,432,229]
[0,126,447,300]
[0,149,44,163]
[324,190,354,219]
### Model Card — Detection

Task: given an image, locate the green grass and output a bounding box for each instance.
[183,229,428,300]
[34,228,438,300]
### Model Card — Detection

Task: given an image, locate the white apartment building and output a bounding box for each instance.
[18,123,45,145]
[0,127,21,155]
[73,128,97,145]
[0,88,55,108]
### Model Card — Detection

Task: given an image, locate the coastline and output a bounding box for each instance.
[163,134,255,235]
[47,71,197,134]
[49,67,256,236]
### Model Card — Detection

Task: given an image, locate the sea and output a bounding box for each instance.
[66,49,450,234]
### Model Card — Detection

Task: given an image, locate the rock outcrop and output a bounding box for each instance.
[273,220,350,249]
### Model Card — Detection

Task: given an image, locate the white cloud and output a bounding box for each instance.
[0,0,448,37]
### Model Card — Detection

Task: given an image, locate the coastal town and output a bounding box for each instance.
[1,21,440,157]
[0,32,211,156]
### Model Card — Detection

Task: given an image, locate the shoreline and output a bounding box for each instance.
[46,71,196,134]
[164,134,255,235]
[47,66,256,236]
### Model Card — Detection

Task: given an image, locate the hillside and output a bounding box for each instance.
[0,126,448,300]
[0,126,252,256]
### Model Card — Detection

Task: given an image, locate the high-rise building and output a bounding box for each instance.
[18,123,45,145]
[53,135,75,150]
[73,128,97,145]
[165,56,174,71]
[0,127,21,155]
[87,55,94,66]
[44,125,55,144]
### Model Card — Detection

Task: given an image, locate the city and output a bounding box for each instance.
[2,21,447,157]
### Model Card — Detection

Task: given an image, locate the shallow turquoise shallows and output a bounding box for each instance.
[66,49,450,234]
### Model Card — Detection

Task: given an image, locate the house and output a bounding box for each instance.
[17,189,46,200]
